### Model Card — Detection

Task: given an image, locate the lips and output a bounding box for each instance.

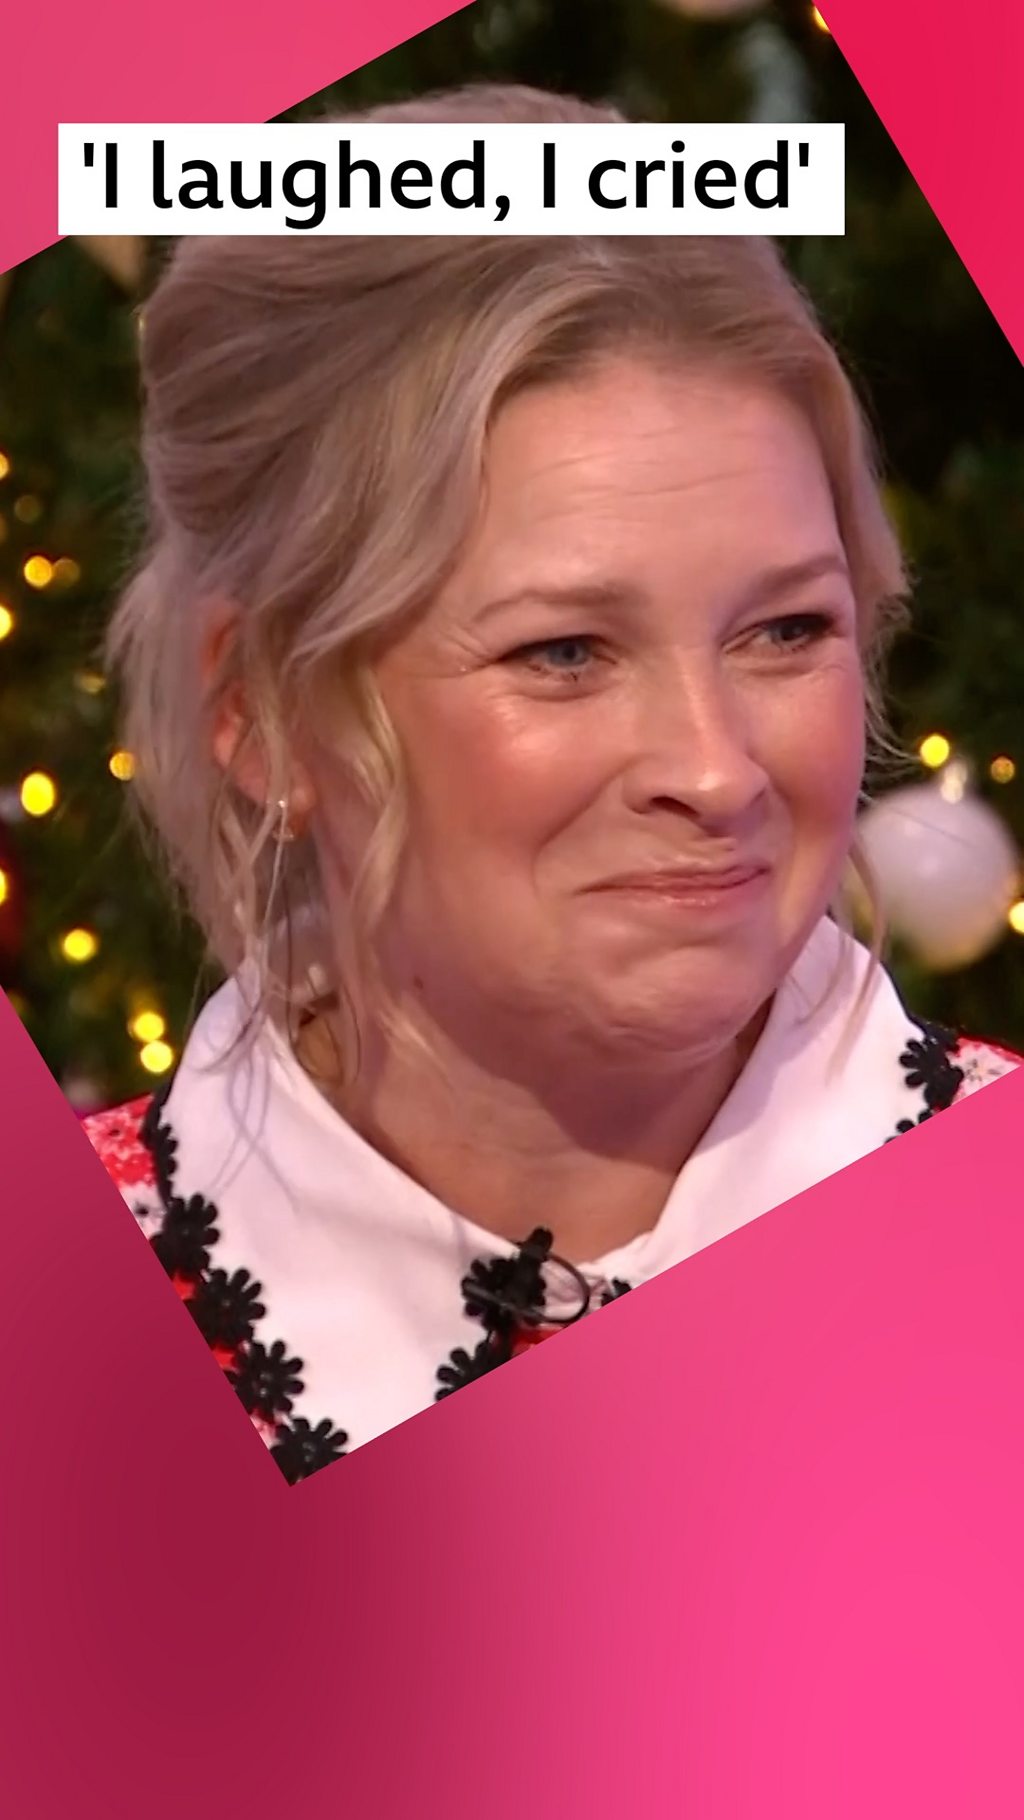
[590,864,770,893]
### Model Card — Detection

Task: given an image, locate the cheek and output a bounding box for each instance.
[400,688,603,856]
[756,660,865,832]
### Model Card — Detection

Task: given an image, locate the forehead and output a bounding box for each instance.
[447,360,843,610]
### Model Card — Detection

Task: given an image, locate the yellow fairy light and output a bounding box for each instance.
[74,669,106,695]
[20,771,58,817]
[990,756,1016,785]
[51,556,82,587]
[919,733,952,770]
[61,927,99,963]
[13,494,42,525]
[1009,901,1024,936]
[811,5,831,31]
[129,1009,166,1044]
[0,869,8,906]
[0,605,14,640]
[108,749,136,782]
[140,1038,175,1075]
[22,554,54,589]
[0,450,10,480]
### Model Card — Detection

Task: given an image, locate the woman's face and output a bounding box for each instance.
[318,358,866,1068]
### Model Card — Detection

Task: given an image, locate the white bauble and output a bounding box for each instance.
[857,776,1020,969]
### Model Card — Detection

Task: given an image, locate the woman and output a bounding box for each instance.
[83,84,1020,1484]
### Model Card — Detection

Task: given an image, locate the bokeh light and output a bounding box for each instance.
[129,1009,166,1044]
[20,771,58,816]
[919,733,952,770]
[61,927,99,963]
[22,555,54,589]
[108,750,136,782]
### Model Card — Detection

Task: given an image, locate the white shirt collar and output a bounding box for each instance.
[144,914,948,1451]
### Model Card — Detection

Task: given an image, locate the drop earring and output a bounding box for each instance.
[257,797,294,968]
[275,796,297,844]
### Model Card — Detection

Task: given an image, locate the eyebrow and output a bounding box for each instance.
[473,553,853,623]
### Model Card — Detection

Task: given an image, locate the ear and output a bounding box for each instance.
[201,598,317,826]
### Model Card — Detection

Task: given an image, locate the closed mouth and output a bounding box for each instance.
[591,865,769,893]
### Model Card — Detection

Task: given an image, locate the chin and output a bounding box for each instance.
[586,963,777,1063]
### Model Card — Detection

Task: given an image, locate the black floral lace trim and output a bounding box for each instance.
[885,1016,965,1146]
[132,1011,967,1465]
[136,1078,631,1475]
[138,1078,349,1485]
[435,1224,633,1401]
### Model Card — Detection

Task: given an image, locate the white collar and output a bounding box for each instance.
[168,915,888,1266]
[138,914,962,1455]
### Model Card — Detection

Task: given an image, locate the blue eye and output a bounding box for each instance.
[507,636,599,674]
[757,613,835,649]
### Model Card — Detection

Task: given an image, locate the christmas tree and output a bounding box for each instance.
[0,0,1021,1109]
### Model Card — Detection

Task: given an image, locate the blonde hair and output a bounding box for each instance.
[108,81,910,1084]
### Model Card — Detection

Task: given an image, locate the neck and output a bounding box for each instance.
[300,993,770,1266]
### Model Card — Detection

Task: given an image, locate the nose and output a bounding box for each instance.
[620,655,770,828]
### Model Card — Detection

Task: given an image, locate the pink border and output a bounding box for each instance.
[0,0,471,271]
[2,3,1023,1811]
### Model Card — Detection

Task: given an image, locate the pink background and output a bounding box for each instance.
[1,3,1023,1813]
[0,0,470,273]
[3,984,1024,1816]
